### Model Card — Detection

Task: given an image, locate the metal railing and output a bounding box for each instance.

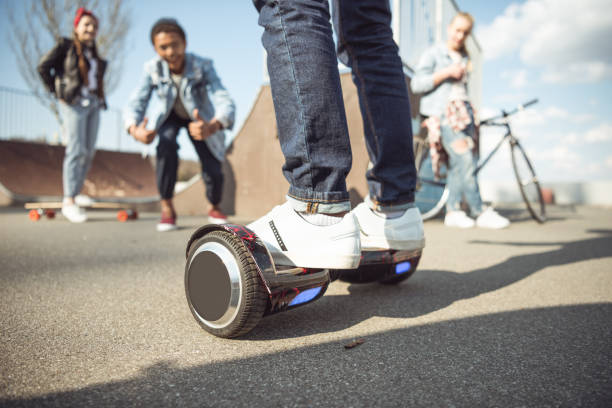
[0,85,129,152]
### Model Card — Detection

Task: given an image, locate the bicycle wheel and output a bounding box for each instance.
[511,140,546,223]
[414,148,448,220]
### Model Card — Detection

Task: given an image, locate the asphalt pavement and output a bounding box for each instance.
[1,205,611,407]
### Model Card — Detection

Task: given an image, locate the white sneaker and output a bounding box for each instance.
[444,211,475,228]
[74,194,94,207]
[351,203,425,251]
[62,203,87,223]
[247,201,361,269]
[476,207,510,229]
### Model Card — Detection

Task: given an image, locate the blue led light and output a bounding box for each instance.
[289,287,323,306]
[395,261,411,275]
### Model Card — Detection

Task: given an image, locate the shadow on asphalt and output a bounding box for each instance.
[2,304,610,407]
[244,229,612,340]
[423,205,575,224]
[495,206,573,224]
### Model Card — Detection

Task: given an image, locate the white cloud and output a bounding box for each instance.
[535,145,581,170]
[605,156,612,168]
[573,113,598,124]
[503,106,595,127]
[478,0,612,83]
[561,123,612,144]
[584,123,612,142]
[501,69,528,88]
[541,61,612,83]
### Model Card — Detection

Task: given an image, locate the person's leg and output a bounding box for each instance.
[460,121,484,217]
[330,0,424,250]
[253,0,352,214]
[250,0,360,269]
[188,135,226,223]
[332,0,416,209]
[155,112,182,230]
[58,101,89,222]
[77,98,101,198]
[440,123,481,227]
[441,125,469,213]
[60,101,89,200]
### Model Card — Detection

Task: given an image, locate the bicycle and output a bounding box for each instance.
[414,99,546,223]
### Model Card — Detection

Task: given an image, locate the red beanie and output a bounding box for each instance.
[74,7,97,28]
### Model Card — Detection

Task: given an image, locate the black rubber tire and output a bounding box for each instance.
[338,264,389,284]
[337,256,420,285]
[185,231,268,338]
[511,141,546,223]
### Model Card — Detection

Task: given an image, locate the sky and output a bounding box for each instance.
[0,0,611,183]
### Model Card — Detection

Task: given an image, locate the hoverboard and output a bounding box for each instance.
[185,223,422,338]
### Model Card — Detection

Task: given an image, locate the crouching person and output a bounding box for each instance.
[124,18,235,231]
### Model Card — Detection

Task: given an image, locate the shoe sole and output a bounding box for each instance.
[157,224,178,232]
[269,250,361,270]
[208,216,227,225]
[360,236,426,252]
[444,222,474,228]
[61,212,87,223]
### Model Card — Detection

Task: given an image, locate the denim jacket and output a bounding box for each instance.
[410,43,469,118]
[124,53,235,162]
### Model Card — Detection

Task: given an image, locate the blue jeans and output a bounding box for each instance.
[440,105,483,216]
[59,96,100,198]
[156,111,224,205]
[253,0,416,214]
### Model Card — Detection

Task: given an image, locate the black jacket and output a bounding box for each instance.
[37,37,107,107]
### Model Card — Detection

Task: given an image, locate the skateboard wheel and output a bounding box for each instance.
[185,230,267,338]
[45,209,56,219]
[117,210,129,222]
[29,209,41,221]
[117,209,137,222]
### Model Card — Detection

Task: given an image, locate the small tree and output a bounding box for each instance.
[5,0,130,124]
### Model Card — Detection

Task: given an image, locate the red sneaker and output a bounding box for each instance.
[208,208,227,224]
[157,213,178,232]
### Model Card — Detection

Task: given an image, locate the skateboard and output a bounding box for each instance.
[184,223,422,338]
[25,201,138,222]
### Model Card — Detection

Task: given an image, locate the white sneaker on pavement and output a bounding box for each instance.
[351,203,425,251]
[444,210,475,228]
[62,203,87,223]
[476,207,510,229]
[247,201,361,269]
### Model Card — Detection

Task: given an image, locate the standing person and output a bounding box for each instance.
[124,18,235,231]
[37,7,107,223]
[411,12,510,229]
[247,0,425,269]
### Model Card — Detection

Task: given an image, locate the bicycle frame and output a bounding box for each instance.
[474,122,514,176]
[414,98,544,222]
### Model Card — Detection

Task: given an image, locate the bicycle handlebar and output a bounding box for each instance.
[480,98,539,125]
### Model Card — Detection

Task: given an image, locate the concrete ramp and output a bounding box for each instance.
[0,140,159,206]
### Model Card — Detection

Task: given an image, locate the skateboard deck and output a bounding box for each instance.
[25,201,138,222]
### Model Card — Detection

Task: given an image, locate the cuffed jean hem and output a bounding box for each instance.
[365,195,415,213]
[286,195,351,214]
